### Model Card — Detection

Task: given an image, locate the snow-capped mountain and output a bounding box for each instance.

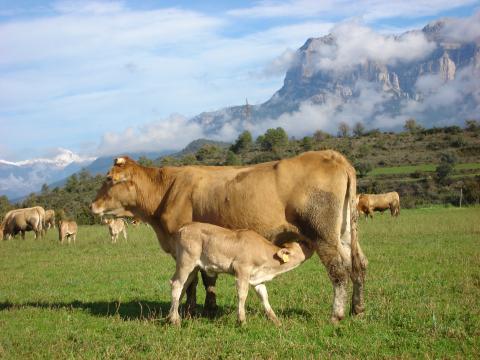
[0,148,96,200]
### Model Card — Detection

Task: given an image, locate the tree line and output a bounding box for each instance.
[1,119,479,224]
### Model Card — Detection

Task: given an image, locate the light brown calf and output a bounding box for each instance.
[59,220,77,244]
[103,218,127,243]
[168,222,314,326]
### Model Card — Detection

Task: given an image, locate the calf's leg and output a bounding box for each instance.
[254,284,280,325]
[168,257,197,326]
[235,274,250,325]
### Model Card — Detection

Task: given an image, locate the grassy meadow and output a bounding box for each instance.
[0,207,479,359]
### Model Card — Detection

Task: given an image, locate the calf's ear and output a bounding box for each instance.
[276,248,291,263]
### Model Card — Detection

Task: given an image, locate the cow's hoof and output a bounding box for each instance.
[351,304,365,316]
[202,304,218,318]
[184,304,198,318]
[330,314,344,324]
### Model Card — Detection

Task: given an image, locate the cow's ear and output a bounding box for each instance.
[276,248,291,263]
[114,157,127,166]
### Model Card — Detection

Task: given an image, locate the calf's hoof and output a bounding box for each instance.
[168,317,181,326]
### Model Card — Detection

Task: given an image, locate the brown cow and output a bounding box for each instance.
[168,222,315,326]
[357,192,400,218]
[90,150,368,322]
[2,208,43,239]
[45,209,56,230]
[103,218,127,243]
[59,220,77,244]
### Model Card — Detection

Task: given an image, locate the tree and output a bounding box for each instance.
[355,162,373,178]
[231,131,253,154]
[353,122,365,137]
[224,151,242,165]
[195,144,220,162]
[41,183,50,194]
[465,119,479,132]
[65,174,79,193]
[313,130,331,142]
[436,153,456,184]
[337,122,350,138]
[261,127,289,151]
[138,156,154,167]
[404,118,423,133]
[300,136,314,151]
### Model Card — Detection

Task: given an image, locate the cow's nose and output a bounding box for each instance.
[106,174,113,181]
[89,203,93,211]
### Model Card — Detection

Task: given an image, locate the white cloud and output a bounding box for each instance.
[228,0,478,21]
[305,21,436,73]
[97,114,206,156]
[439,11,480,42]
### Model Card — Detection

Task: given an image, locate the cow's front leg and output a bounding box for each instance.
[201,271,218,317]
[184,272,198,317]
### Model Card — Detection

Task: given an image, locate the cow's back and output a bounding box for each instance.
[177,150,351,241]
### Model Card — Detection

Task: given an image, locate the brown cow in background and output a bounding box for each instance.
[103,218,127,243]
[45,210,56,230]
[357,192,400,218]
[2,208,43,239]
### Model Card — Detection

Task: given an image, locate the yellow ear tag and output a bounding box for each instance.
[281,253,290,263]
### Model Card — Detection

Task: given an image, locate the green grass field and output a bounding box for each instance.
[1,207,479,359]
[369,162,480,176]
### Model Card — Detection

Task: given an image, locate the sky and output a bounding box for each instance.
[0,0,479,161]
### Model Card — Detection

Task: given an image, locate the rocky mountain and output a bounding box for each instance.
[192,19,479,133]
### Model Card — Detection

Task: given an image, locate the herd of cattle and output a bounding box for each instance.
[1,150,401,325]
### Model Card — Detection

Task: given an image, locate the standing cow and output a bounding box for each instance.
[59,220,77,244]
[45,210,56,230]
[103,218,127,243]
[357,192,400,218]
[90,151,368,323]
[2,207,44,239]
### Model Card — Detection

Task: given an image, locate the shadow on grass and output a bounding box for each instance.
[0,300,238,322]
[0,300,312,322]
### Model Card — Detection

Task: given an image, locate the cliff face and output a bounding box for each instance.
[192,19,479,133]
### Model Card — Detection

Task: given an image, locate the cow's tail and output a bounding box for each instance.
[346,167,366,282]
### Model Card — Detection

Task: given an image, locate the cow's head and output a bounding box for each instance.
[90,180,136,217]
[106,156,137,184]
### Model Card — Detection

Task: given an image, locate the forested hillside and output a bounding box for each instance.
[1,120,479,224]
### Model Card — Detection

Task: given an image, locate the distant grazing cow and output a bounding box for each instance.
[91,151,367,322]
[2,207,45,239]
[357,192,400,218]
[2,207,43,239]
[45,210,56,230]
[59,220,77,244]
[103,218,127,243]
[168,222,315,326]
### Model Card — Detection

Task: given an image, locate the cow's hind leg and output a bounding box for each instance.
[184,272,198,317]
[297,190,350,322]
[201,271,218,317]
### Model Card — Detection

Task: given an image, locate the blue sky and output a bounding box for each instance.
[0,0,478,161]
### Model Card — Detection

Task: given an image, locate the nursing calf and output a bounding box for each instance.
[168,222,314,326]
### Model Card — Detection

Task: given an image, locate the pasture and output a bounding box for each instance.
[0,207,479,359]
